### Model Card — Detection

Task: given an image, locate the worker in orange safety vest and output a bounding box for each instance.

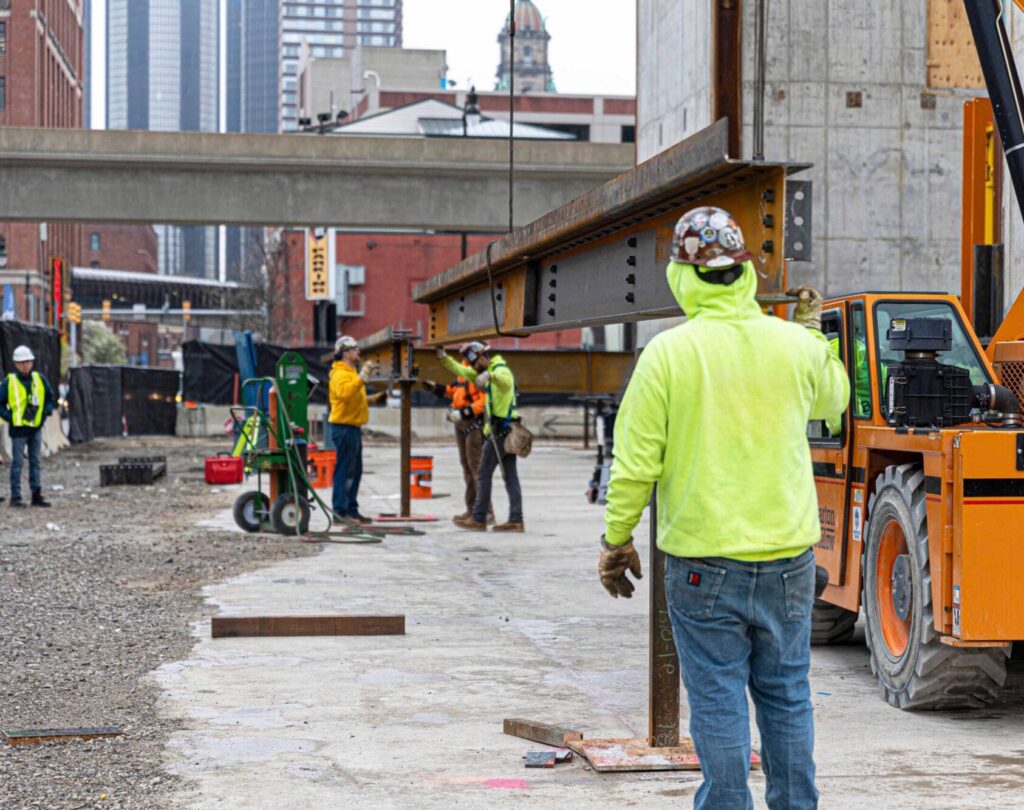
[422,342,494,524]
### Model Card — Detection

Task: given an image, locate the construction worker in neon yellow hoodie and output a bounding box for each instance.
[598,206,848,810]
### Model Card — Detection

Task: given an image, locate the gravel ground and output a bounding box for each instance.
[0,437,318,808]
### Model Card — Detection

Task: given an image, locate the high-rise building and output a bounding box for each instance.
[497,0,554,94]
[106,0,219,278]
[280,0,402,132]
[0,0,85,323]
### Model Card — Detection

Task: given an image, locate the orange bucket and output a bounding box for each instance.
[307,449,336,490]
[410,455,433,499]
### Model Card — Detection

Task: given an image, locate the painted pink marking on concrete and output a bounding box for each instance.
[484,778,529,790]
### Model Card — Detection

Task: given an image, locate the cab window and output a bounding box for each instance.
[874,301,992,409]
[851,303,872,418]
[808,309,845,444]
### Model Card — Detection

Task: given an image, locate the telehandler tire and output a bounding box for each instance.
[811,600,858,645]
[863,463,1007,709]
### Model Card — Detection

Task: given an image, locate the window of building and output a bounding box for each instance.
[0,77,5,110]
[0,235,7,268]
[621,125,636,143]
[90,232,101,251]
[0,22,6,54]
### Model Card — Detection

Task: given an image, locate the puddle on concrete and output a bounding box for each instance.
[167,733,318,774]
[187,704,306,730]
[355,667,442,686]
[409,712,450,725]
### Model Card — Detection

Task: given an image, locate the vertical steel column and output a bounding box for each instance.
[400,379,412,518]
[647,489,680,747]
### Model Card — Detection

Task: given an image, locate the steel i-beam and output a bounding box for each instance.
[413,119,812,345]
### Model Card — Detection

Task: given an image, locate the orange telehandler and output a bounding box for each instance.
[807,0,1024,709]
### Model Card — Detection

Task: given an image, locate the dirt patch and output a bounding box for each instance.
[0,437,317,808]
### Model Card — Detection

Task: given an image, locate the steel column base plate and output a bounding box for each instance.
[567,737,761,773]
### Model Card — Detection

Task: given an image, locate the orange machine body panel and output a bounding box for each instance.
[953,431,1024,641]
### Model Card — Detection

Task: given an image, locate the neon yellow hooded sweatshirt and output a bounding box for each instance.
[604,260,850,561]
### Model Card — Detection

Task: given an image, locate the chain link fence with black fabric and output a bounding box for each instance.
[68,366,179,443]
[0,321,61,384]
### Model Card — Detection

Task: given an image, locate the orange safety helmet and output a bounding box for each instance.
[670,206,752,269]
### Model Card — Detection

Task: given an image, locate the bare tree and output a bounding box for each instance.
[233,228,294,344]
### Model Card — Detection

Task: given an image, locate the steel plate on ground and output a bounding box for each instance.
[568,737,761,773]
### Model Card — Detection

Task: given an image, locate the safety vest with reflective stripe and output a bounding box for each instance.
[8,372,46,428]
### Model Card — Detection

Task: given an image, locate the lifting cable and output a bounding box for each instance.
[485,0,528,339]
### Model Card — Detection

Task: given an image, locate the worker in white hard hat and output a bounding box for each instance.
[0,345,56,507]
[328,335,382,525]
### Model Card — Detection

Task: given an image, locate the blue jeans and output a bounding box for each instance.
[10,429,43,502]
[331,424,363,518]
[666,549,818,810]
[472,429,522,524]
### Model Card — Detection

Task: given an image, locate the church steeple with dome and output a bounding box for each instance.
[496,0,556,93]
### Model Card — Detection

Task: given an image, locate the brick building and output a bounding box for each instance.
[0,0,84,324]
[273,229,580,351]
[79,225,159,274]
[76,224,162,365]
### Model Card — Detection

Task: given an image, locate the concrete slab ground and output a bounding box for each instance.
[159,443,1024,809]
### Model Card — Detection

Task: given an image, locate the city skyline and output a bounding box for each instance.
[89,0,636,127]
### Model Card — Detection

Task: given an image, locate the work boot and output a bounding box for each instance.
[350,513,373,525]
[10,498,26,508]
[492,522,524,533]
[456,518,488,532]
[31,490,51,508]
[452,511,471,524]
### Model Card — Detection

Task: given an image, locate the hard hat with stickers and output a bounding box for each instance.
[670,206,753,269]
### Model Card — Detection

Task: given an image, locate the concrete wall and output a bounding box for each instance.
[637,0,713,163]
[641,0,964,300]
[740,0,963,297]
[175,404,588,442]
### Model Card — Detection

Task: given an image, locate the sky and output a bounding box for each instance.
[403,0,636,96]
[89,0,637,128]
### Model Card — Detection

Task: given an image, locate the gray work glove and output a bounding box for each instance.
[445,409,465,424]
[598,536,643,599]
[435,346,446,361]
[359,360,379,382]
[787,286,823,331]
[475,371,490,389]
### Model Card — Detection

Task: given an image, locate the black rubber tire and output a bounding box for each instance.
[233,491,269,533]
[863,463,1007,709]
[811,600,858,645]
[270,493,310,536]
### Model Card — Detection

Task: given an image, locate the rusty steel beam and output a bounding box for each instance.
[412,348,633,395]
[413,121,810,345]
[714,1,743,158]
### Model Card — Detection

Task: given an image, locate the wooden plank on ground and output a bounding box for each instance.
[503,718,583,747]
[2,726,123,746]
[211,615,405,638]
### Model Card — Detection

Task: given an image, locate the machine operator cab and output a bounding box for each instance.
[809,294,996,441]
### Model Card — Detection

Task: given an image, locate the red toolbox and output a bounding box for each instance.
[205,453,244,485]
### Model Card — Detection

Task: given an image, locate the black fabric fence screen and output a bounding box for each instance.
[182,340,331,406]
[0,321,60,384]
[69,365,179,443]
[181,340,576,409]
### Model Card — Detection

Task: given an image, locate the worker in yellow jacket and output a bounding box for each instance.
[598,207,848,809]
[329,335,379,525]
